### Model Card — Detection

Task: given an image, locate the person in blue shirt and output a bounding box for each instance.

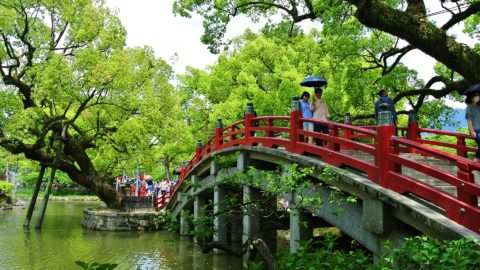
[300,91,314,143]
[375,89,397,127]
[465,91,480,162]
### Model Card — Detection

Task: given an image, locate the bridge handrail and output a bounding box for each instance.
[393,137,480,189]
[418,128,472,138]
[388,137,480,230]
[408,127,476,158]
[171,110,480,233]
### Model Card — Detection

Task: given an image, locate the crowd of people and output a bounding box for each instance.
[243,78,399,148]
[295,78,480,166]
[116,176,177,200]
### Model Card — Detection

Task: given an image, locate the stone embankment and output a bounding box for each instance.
[82,208,159,231]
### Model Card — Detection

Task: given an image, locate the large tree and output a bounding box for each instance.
[179,23,457,130]
[173,0,480,115]
[0,0,186,208]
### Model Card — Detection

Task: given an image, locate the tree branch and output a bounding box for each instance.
[442,2,480,30]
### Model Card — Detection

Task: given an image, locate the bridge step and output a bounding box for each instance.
[340,151,474,197]
[397,154,459,196]
[340,150,374,162]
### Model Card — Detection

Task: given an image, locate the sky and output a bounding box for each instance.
[104,0,254,73]
[104,1,473,106]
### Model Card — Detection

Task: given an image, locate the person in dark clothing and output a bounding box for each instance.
[375,89,397,129]
[147,178,154,196]
[465,91,480,162]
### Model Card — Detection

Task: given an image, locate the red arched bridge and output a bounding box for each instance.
[160,101,480,260]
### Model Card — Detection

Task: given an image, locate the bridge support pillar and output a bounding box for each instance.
[290,205,313,252]
[237,151,251,170]
[362,199,390,234]
[180,209,191,236]
[213,186,228,253]
[230,209,243,243]
[262,196,278,254]
[192,174,207,243]
[242,185,261,268]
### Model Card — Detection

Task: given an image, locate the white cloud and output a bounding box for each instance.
[105,0,216,73]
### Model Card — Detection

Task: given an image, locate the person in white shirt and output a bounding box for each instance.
[310,87,329,146]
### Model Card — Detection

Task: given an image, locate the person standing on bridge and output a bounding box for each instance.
[466,92,480,162]
[375,89,397,134]
[311,86,329,146]
[300,91,314,143]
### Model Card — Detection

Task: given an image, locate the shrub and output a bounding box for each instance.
[375,236,480,270]
[0,181,14,194]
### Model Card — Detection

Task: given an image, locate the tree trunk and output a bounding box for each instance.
[201,239,277,270]
[163,154,171,180]
[35,164,57,230]
[23,165,46,228]
[349,0,480,84]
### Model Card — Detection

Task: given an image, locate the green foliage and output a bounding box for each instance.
[274,236,480,270]
[0,181,14,194]
[277,238,371,270]
[175,0,473,132]
[15,188,95,198]
[417,99,458,130]
[153,211,178,231]
[74,261,118,270]
[213,152,239,169]
[247,261,265,270]
[422,128,475,157]
[375,236,480,270]
[22,170,74,186]
[0,0,195,205]
[177,23,458,138]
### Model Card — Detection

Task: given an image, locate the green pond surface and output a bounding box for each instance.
[0,201,242,270]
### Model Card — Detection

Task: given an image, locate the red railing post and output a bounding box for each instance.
[180,168,185,179]
[407,110,420,153]
[244,104,253,145]
[161,193,166,208]
[195,139,202,164]
[266,118,274,137]
[456,136,467,158]
[328,124,340,152]
[457,162,477,206]
[343,112,352,150]
[230,126,236,142]
[376,110,395,187]
[289,97,301,153]
[215,118,223,151]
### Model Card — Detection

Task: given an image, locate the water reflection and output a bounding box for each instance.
[0,201,242,270]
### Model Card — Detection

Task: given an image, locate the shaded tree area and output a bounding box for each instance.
[174,0,480,129]
[0,0,193,208]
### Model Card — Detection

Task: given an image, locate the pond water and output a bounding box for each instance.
[0,201,242,270]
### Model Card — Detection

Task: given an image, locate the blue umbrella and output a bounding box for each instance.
[462,83,480,95]
[300,76,327,88]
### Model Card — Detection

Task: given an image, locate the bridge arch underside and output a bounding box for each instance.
[168,146,478,257]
